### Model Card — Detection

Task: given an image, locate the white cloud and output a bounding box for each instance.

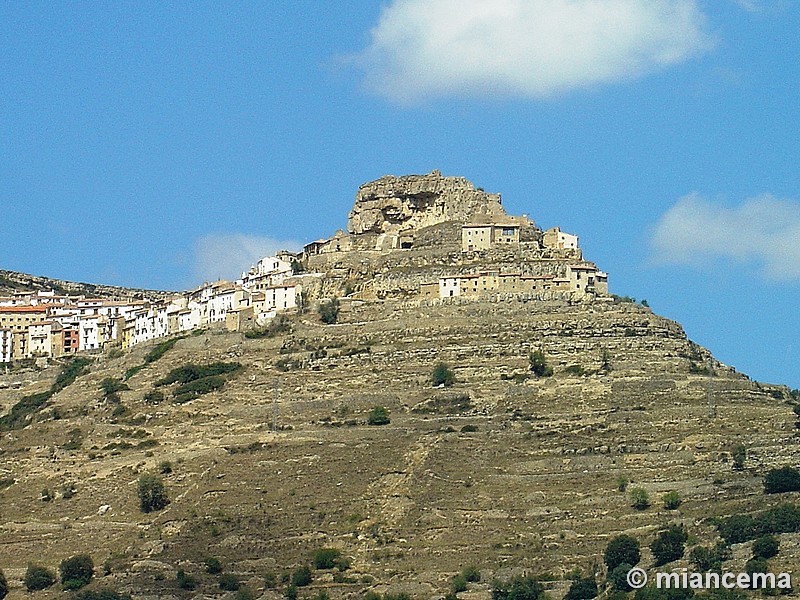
[651,193,800,281]
[353,0,714,103]
[193,234,299,284]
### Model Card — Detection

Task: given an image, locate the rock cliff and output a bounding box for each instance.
[347,171,507,235]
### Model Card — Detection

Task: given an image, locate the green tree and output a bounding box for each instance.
[629,487,651,510]
[24,564,57,591]
[137,474,169,513]
[432,362,456,387]
[219,573,240,591]
[291,566,312,587]
[651,524,688,566]
[313,548,341,569]
[764,466,800,494]
[662,491,682,510]
[205,557,223,574]
[604,534,641,571]
[176,570,197,590]
[367,406,390,426]
[452,573,468,593]
[60,554,94,590]
[318,299,340,324]
[608,563,634,592]
[528,349,553,377]
[564,576,597,600]
[731,444,746,471]
[752,534,779,559]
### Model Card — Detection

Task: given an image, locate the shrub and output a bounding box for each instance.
[156,362,242,386]
[528,350,553,377]
[604,534,641,571]
[319,298,340,324]
[264,572,278,588]
[176,570,197,590]
[137,474,169,513]
[205,556,223,574]
[25,564,57,591]
[173,375,226,403]
[689,543,730,572]
[744,558,770,589]
[144,336,185,364]
[629,487,650,510]
[461,424,479,433]
[752,534,780,559]
[432,362,456,387]
[651,524,688,566]
[608,563,634,592]
[492,575,545,600]
[616,476,629,492]
[367,406,390,426]
[291,565,312,587]
[662,491,682,510]
[285,585,299,600]
[52,357,93,393]
[764,466,800,494]
[462,566,481,583]
[564,577,597,600]
[100,377,129,397]
[143,390,164,404]
[236,587,256,600]
[452,573,468,593]
[313,548,342,569]
[0,570,7,600]
[60,554,94,590]
[219,573,240,591]
[731,444,746,471]
[159,460,173,474]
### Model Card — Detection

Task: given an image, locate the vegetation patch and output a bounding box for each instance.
[714,503,800,544]
[152,361,241,403]
[1,356,92,430]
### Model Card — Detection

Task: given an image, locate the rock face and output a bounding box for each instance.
[347,171,506,235]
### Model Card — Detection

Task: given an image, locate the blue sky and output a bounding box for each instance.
[1,1,798,388]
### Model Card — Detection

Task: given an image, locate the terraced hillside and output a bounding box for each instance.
[1,296,797,599]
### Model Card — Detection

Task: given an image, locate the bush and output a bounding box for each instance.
[528,350,553,377]
[689,543,730,572]
[651,524,688,566]
[744,558,770,589]
[319,298,340,324]
[25,564,56,591]
[564,577,598,600]
[264,572,278,588]
[492,575,545,600]
[0,570,7,600]
[764,466,800,494]
[432,362,456,387]
[60,554,94,590]
[629,487,650,510]
[662,491,682,510]
[462,566,481,582]
[313,548,342,569]
[291,565,312,587]
[367,406,391,426]
[219,573,240,591]
[752,534,780,559]
[159,460,173,474]
[137,474,169,513]
[143,390,165,404]
[156,362,242,386]
[608,563,634,592]
[731,444,746,471]
[604,534,641,571]
[176,570,197,590]
[173,375,226,403]
[452,573,468,593]
[205,556,223,574]
[144,336,185,364]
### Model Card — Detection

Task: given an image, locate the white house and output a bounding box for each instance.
[439,277,461,298]
[0,329,14,362]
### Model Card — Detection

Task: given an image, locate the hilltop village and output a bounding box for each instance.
[0,172,607,363]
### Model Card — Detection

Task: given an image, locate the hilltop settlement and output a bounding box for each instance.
[0,171,607,364]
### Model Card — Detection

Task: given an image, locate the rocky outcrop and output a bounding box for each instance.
[0,269,170,300]
[347,171,506,235]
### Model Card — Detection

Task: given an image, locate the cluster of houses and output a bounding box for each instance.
[0,215,609,363]
[0,252,312,363]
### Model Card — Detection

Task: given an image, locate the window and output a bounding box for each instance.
[502,228,515,236]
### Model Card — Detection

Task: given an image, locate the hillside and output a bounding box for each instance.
[0,269,169,301]
[1,295,798,599]
[1,172,799,600]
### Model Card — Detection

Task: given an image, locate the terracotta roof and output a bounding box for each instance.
[0,306,48,313]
